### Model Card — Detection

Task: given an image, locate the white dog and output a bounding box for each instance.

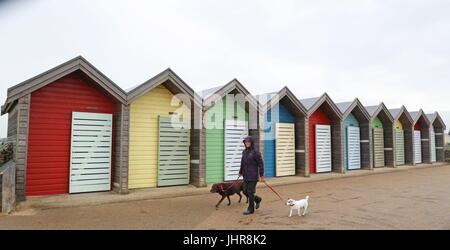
[286,196,309,217]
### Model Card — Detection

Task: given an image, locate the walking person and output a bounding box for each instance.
[238,136,265,215]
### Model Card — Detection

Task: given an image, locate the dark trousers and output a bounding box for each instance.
[243,181,261,212]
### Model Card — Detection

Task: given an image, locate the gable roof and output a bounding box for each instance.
[410,109,430,126]
[255,91,278,104]
[389,108,402,120]
[257,87,307,116]
[335,98,371,121]
[427,112,446,130]
[299,96,321,111]
[201,85,224,100]
[1,56,127,114]
[201,78,258,111]
[364,102,394,123]
[127,68,201,108]
[389,105,413,124]
[365,105,379,117]
[336,101,353,114]
[299,93,343,119]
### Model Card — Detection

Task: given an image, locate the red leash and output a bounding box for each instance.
[262,180,285,202]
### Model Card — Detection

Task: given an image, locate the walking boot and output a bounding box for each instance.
[255,197,262,209]
[243,210,254,215]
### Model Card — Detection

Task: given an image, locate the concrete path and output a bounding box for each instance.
[15,163,444,210]
[1,163,449,229]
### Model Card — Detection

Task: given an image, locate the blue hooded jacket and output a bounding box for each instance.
[239,136,264,182]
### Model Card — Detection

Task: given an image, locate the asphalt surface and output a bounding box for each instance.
[1,165,450,229]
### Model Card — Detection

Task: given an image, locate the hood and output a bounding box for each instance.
[242,136,255,149]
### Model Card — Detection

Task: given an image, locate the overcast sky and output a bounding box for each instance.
[1,0,449,137]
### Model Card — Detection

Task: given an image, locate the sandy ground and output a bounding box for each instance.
[1,165,450,229]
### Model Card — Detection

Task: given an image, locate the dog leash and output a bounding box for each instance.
[219,176,285,204]
[262,180,285,203]
[219,175,242,193]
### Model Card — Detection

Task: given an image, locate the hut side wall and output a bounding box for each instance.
[384,125,395,167]
[331,120,344,173]
[14,94,30,201]
[360,121,371,170]
[295,117,308,176]
[434,126,445,162]
[403,124,414,165]
[190,102,205,187]
[113,103,129,193]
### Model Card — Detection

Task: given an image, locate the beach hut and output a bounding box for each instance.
[202,79,258,183]
[365,103,395,168]
[257,87,308,177]
[300,94,343,175]
[389,106,414,166]
[410,110,431,164]
[126,69,203,189]
[1,56,128,199]
[336,99,371,171]
[426,112,446,163]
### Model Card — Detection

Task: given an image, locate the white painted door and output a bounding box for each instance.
[373,128,385,167]
[431,130,436,162]
[275,123,295,176]
[70,112,112,193]
[315,124,332,173]
[414,130,422,164]
[157,116,190,187]
[224,120,248,181]
[395,129,405,166]
[347,126,361,170]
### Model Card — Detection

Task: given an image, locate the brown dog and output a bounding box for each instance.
[210,181,248,208]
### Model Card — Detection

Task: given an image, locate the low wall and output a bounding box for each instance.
[0,160,16,213]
